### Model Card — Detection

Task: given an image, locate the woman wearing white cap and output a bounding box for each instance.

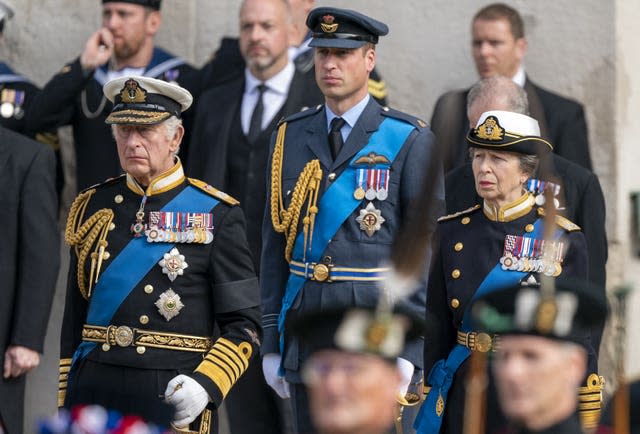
[415,110,593,434]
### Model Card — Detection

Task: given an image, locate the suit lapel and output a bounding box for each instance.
[524,78,550,139]
[333,98,381,169]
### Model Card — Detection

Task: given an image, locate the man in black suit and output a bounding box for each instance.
[431,3,592,172]
[197,0,388,105]
[188,1,320,432]
[0,126,59,434]
[445,75,607,368]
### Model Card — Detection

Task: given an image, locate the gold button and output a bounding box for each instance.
[114,194,123,204]
[102,344,111,352]
[451,269,461,279]
[328,173,336,181]
[109,223,116,231]
[450,298,460,308]
[461,217,470,225]
[136,346,146,355]
[454,242,463,252]
[103,251,110,260]
[525,224,534,233]
[139,315,149,325]
[144,284,153,294]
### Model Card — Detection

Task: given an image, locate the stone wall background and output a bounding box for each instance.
[1,0,636,432]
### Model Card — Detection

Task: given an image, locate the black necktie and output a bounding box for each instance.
[329,117,346,160]
[248,84,267,143]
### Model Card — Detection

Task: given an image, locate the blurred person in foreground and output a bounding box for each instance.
[470,277,608,433]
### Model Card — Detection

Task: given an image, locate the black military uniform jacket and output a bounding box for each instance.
[59,161,261,409]
[425,194,590,434]
[0,127,59,434]
[499,413,583,434]
[24,49,198,191]
[431,78,592,172]
[260,97,444,381]
[187,66,324,270]
[444,155,607,352]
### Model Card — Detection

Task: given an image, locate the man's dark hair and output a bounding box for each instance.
[473,3,525,39]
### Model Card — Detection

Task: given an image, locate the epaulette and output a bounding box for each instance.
[380,106,429,129]
[278,104,323,126]
[78,174,126,194]
[537,208,581,232]
[437,205,481,222]
[368,78,388,101]
[188,178,239,206]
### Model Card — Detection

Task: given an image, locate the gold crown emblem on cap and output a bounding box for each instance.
[320,14,338,33]
[475,115,505,141]
[120,78,147,104]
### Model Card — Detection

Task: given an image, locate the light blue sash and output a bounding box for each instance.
[71,185,219,365]
[415,218,564,434]
[277,117,415,356]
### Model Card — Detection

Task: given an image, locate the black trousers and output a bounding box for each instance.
[66,358,218,433]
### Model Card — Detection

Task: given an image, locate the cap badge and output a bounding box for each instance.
[320,14,338,33]
[120,78,147,104]
[475,115,505,141]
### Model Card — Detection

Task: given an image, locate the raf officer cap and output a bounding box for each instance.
[306,7,389,49]
[471,277,608,346]
[467,110,554,156]
[103,76,192,125]
[102,0,161,10]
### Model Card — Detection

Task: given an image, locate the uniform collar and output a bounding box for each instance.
[126,158,185,196]
[483,192,534,222]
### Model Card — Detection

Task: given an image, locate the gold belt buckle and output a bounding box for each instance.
[311,257,333,282]
[475,332,493,353]
[112,325,134,347]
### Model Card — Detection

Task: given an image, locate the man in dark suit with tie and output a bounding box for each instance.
[187,0,322,432]
[260,7,444,433]
[0,126,59,434]
[431,3,592,172]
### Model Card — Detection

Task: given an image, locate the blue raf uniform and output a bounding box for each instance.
[260,10,444,434]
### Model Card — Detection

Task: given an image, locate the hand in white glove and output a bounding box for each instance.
[164,374,210,428]
[262,353,290,399]
[397,358,415,397]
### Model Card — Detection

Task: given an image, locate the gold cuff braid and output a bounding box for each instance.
[64,189,114,299]
[195,338,253,399]
[58,358,72,408]
[578,373,604,430]
[269,122,323,262]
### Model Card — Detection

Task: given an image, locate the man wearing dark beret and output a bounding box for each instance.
[470,278,608,434]
[25,0,199,193]
[260,6,444,433]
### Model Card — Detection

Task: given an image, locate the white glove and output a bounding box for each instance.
[164,374,210,428]
[262,353,290,399]
[397,358,415,397]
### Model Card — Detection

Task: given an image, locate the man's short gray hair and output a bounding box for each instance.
[467,76,529,119]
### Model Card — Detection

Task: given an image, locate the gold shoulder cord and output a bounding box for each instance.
[64,189,114,299]
[270,122,323,262]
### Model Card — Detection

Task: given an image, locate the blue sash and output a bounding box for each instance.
[93,47,186,86]
[71,185,219,365]
[0,62,31,85]
[277,117,415,356]
[415,219,563,434]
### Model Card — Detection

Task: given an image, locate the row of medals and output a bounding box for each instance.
[353,168,389,201]
[500,253,563,276]
[131,211,214,244]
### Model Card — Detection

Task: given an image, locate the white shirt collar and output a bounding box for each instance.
[512,65,526,88]
[244,60,295,96]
